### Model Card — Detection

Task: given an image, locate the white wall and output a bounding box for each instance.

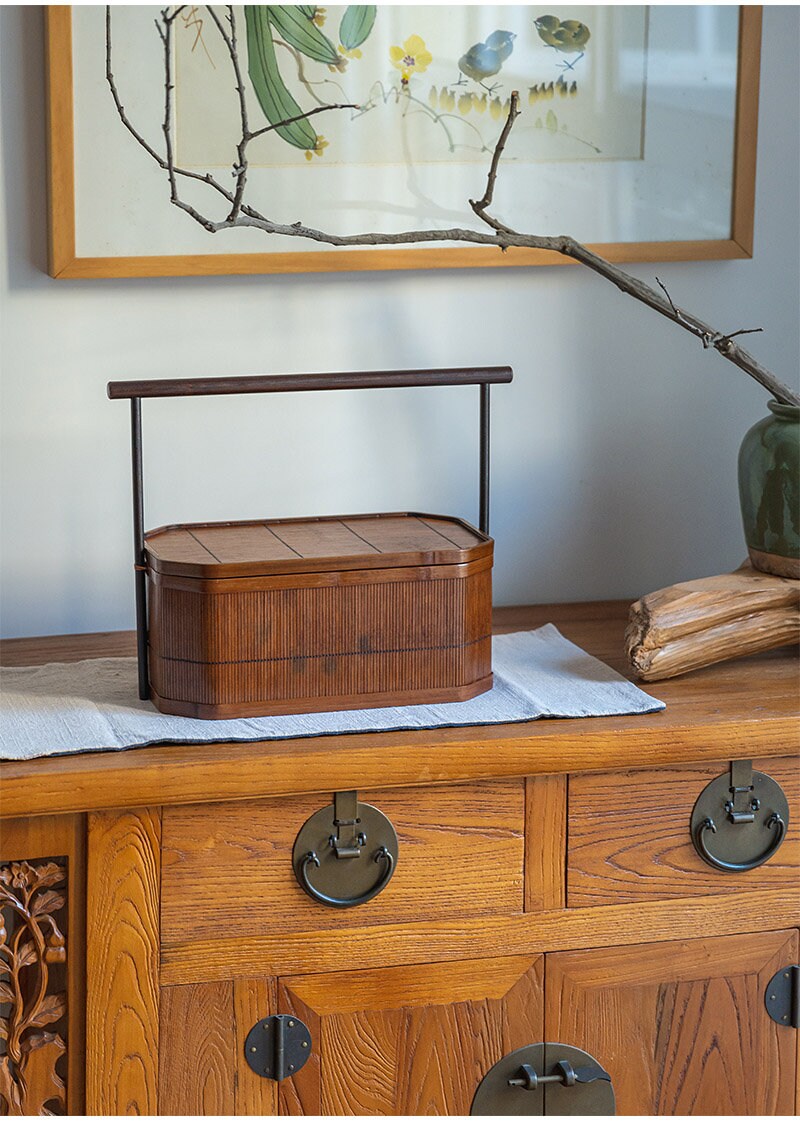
[1,5,798,639]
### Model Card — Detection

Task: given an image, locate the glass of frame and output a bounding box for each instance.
[46,5,762,279]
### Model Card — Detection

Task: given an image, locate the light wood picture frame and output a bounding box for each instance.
[46,5,762,279]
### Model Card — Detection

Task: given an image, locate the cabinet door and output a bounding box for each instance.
[546,929,798,1116]
[278,955,543,1115]
[158,955,543,1116]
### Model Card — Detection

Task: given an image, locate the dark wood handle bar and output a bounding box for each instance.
[107,367,513,400]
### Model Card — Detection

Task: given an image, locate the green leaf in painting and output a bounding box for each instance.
[245,7,317,150]
[266,6,341,66]
[339,6,377,51]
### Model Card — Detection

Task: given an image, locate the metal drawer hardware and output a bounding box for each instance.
[292,791,398,908]
[690,759,789,873]
[471,1043,615,1116]
[765,965,799,1029]
[508,1060,611,1091]
[243,1014,312,1081]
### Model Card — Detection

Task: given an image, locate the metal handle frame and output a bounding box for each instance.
[298,845,394,908]
[111,368,512,700]
[695,812,786,872]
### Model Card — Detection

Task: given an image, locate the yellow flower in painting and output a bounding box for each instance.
[339,44,362,60]
[490,96,504,120]
[428,86,438,108]
[311,7,326,27]
[458,92,473,115]
[304,136,329,161]
[473,93,487,114]
[438,86,455,112]
[389,35,432,82]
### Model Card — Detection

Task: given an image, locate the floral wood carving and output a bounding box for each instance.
[0,862,67,1116]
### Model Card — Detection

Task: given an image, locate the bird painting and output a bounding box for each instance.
[534,15,591,70]
[457,30,516,93]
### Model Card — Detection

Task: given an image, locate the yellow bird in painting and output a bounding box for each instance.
[534,15,591,70]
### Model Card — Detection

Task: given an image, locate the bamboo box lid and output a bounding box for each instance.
[145,512,492,580]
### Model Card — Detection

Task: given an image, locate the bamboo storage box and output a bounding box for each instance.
[146,512,493,718]
[108,367,512,718]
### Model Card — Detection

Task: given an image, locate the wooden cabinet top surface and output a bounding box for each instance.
[1,601,797,819]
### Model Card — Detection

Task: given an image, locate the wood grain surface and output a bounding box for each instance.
[86,809,160,1116]
[145,513,490,577]
[567,755,799,906]
[161,781,524,942]
[158,978,278,1116]
[159,885,799,985]
[2,603,797,819]
[546,928,798,1115]
[159,983,234,1116]
[232,977,278,1116]
[277,956,543,1115]
[525,774,567,911]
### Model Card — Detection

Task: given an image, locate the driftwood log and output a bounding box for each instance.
[626,563,800,681]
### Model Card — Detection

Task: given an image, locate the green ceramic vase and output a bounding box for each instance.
[738,400,800,579]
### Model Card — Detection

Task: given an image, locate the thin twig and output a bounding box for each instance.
[470,90,521,232]
[206,6,249,221]
[248,102,360,142]
[105,6,237,205]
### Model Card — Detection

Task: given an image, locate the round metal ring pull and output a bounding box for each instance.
[690,765,790,873]
[299,845,395,908]
[292,792,398,908]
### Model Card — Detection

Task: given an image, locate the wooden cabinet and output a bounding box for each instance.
[2,604,798,1116]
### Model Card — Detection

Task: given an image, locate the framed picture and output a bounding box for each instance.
[46,5,762,279]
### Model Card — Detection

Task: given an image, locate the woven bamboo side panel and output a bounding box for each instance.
[148,569,491,706]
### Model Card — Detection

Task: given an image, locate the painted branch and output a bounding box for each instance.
[625,565,800,680]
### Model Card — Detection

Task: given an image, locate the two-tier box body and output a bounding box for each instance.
[145,511,493,718]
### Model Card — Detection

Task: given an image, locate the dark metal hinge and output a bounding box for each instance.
[765,965,799,1029]
[243,1014,312,1080]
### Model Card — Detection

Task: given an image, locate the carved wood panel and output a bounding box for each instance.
[546,929,799,1115]
[0,860,67,1116]
[0,816,84,1118]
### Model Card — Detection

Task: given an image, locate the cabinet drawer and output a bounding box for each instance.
[567,755,799,906]
[161,779,524,944]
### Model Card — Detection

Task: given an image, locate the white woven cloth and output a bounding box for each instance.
[0,625,664,761]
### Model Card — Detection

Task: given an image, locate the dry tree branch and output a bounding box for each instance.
[105,14,799,408]
[469,93,521,234]
[205,5,249,221]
